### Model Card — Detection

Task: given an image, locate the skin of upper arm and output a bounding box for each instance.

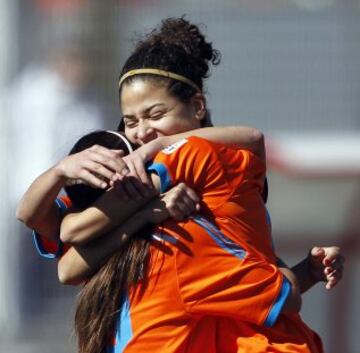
[58,207,151,285]
[16,167,66,242]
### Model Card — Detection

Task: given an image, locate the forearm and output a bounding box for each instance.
[158,126,265,160]
[16,165,65,241]
[59,174,161,245]
[277,256,318,294]
[58,209,150,285]
[60,188,156,245]
[291,257,319,294]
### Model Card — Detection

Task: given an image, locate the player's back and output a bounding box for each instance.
[111,137,323,353]
[111,137,286,352]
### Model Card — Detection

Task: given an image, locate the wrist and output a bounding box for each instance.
[52,163,68,184]
[305,251,322,284]
[138,208,153,224]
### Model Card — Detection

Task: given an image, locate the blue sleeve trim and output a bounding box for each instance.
[55,197,68,216]
[191,215,247,260]
[32,231,63,259]
[146,162,172,193]
[264,276,291,327]
[31,197,68,259]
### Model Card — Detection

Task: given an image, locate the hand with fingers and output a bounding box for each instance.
[56,144,128,189]
[143,183,200,224]
[307,246,345,290]
[111,148,156,200]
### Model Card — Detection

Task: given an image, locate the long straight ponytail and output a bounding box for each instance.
[74,236,150,353]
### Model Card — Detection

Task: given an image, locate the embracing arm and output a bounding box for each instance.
[59,171,161,245]
[16,166,67,241]
[118,125,265,188]
[58,207,149,284]
[159,126,265,160]
[16,145,128,241]
[278,246,345,294]
[58,181,199,284]
[133,126,265,165]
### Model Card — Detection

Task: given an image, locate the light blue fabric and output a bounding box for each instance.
[264,276,291,327]
[191,215,247,260]
[146,162,172,193]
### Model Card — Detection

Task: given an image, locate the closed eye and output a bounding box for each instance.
[149,113,165,120]
[124,119,138,128]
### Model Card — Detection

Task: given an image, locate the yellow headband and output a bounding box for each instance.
[118,68,201,92]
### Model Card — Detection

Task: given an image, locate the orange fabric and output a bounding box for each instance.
[124,219,286,353]
[152,136,275,262]
[119,137,323,353]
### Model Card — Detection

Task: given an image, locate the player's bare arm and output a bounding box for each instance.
[58,182,199,284]
[277,246,345,294]
[291,246,345,293]
[113,125,265,199]
[16,145,128,241]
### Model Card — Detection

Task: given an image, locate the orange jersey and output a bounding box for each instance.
[111,137,323,353]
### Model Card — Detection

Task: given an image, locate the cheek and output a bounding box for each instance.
[155,116,194,135]
[124,128,137,144]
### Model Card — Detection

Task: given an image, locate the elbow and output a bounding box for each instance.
[60,229,85,246]
[253,129,265,150]
[249,128,265,160]
[59,228,73,244]
[58,269,72,285]
[58,261,81,286]
[251,128,265,145]
[16,206,36,228]
[57,260,72,285]
[60,222,87,246]
[16,203,30,225]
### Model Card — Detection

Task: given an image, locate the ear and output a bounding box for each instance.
[190,93,206,122]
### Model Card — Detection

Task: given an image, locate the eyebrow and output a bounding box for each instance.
[122,103,167,120]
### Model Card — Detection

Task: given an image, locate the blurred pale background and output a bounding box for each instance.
[0,1,359,352]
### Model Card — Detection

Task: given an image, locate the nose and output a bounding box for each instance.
[136,119,156,144]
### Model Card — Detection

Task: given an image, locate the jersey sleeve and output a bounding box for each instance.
[147,136,236,211]
[175,216,290,327]
[32,196,71,259]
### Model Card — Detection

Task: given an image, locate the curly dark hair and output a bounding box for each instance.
[117,17,221,130]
